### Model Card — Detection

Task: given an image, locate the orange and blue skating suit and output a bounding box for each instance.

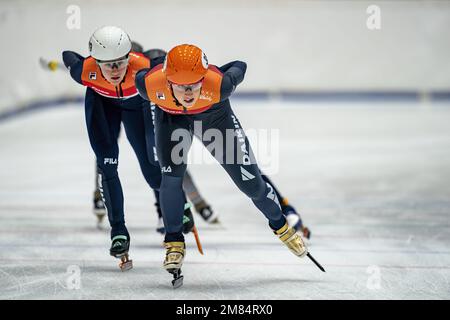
[61,49,166,240]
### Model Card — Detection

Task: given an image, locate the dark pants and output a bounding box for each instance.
[85,88,162,239]
[154,99,286,242]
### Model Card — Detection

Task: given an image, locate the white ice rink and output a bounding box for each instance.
[0,100,449,299]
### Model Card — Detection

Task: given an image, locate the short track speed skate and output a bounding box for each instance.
[274,223,325,272]
[163,241,185,288]
[194,200,220,224]
[110,235,133,271]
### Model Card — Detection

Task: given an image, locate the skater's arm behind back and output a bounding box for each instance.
[219,60,247,101]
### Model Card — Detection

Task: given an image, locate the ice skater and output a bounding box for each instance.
[136,44,321,287]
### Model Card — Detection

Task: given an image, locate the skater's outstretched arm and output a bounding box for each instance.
[61,50,85,84]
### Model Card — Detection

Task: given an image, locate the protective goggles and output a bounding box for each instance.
[96,56,129,71]
[169,79,203,92]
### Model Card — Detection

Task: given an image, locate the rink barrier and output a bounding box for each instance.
[0,97,83,122]
[1,91,450,123]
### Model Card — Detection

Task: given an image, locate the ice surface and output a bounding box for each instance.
[0,100,449,299]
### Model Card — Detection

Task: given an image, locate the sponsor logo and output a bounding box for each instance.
[231,115,251,166]
[240,166,255,181]
[104,158,117,165]
[162,166,172,173]
[157,92,165,100]
[89,72,97,80]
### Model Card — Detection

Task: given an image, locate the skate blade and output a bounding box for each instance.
[208,217,220,224]
[119,260,133,271]
[172,275,184,288]
[94,210,106,217]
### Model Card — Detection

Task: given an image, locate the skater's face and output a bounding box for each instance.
[170,80,203,108]
[97,56,129,86]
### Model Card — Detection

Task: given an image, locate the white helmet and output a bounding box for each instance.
[89,26,132,61]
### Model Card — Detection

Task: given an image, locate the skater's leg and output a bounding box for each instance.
[143,102,159,166]
[198,102,307,257]
[154,107,192,242]
[122,106,162,191]
[153,189,162,217]
[260,174,285,205]
[93,164,106,219]
[182,170,203,206]
[153,189,166,233]
[183,170,219,223]
[94,165,100,192]
[260,173,310,237]
[198,102,286,230]
[85,88,128,239]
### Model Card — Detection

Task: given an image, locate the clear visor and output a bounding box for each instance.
[96,56,129,71]
[170,80,203,92]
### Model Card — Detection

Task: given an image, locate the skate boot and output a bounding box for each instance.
[183,203,195,234]
[93,190,106,229]
[282,202,311,239]
[110,235,133,271]
[274,222,308,258]
[163,241,185,288]
[194,200,220,224]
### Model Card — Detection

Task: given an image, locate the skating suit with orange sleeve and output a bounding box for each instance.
[135,60,247,114]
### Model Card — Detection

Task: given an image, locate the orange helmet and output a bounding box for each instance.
[163,44,208,84]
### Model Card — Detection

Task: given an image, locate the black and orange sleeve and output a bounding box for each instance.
[219,60,247,101]
[135,69,151,101]
[62,50,85,85]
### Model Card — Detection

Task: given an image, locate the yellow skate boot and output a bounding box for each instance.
[163,241,185,288]
[163,241,185,271]
[274,222,308,258]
